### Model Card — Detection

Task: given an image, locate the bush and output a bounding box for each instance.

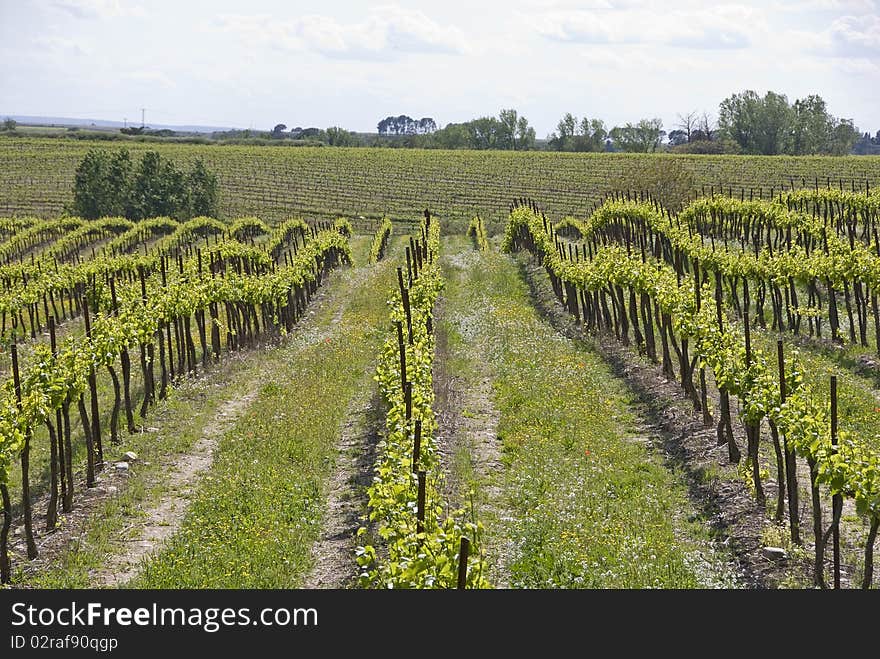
[613,157,696,211]
[70,148,218,220]
[670,139,742,155]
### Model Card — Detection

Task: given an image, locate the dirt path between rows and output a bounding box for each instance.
[89,392,258,587]
[301,385,382,588]
[301,259,391,588]
[433,249,508,587]
[87,265,378,587]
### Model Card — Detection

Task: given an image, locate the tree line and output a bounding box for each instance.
[259,89,864,154]
[715,91,860,155]
[29,88,860,155]
[544,90,862,155]
[69,148,218,220]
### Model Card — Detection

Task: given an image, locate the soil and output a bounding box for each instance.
[88,390,258,587]
[301,386,382,589]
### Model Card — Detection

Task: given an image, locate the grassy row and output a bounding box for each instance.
[368,217,393,264]
[467,216,489,251]
[439,236,736,587]
[131,237,395,587]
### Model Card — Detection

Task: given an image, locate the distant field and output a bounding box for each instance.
[2,137,880,226]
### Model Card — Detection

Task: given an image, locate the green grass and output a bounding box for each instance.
[438,236,738,588]
[17,364,260,588]
[131,238,395,587]
[13,236,396,587]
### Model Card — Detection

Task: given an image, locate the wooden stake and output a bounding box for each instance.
[457,537,470,589]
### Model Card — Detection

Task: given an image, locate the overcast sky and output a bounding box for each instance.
[1,0,878,136]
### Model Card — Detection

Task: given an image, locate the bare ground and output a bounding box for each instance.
[88,390,258,587]
[300,385,382,589]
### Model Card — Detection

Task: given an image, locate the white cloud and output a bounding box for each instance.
[576,45,714,74]
[51,0,145,20]
[518,0,614,9]
[828,15,880,57]
[533,11,630,44]
[831,56,880,74]
[34,35,92,56]
[795,13,880,71]
[213,7,469,61]
[532,4,759,50]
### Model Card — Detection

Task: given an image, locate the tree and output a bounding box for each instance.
[323,126,359,146]
[719,89,857,155]
[675,111,698,143]
[693,112,716,142]
[718,90,794,155]
[547,114,605,152]
[467,116,504,149]
[789,95,831,155]
[378,115,421,136]
[71,148,214,220]
[789,95,859,155]
[756,91,792,155]
[667,130,689,147]
[495,109,536,150]
[516,115,536,150]
[2,118,16,131]
[128,151,188,220]
[429,122,470,148]
[552,113,578,150]
[104,149,133,216]
[718,90,763,153]
[498,108,519,149]
[610,118,665,153]
[417,117,437,134]
[827,118,859,156]
[187,158,218,217]
[271,123,288,136]
[853,131,880,155]
[92,151,211,219]
[575,118,607,151]
[71,149,112,219]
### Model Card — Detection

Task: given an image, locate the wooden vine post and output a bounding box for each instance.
[11,342,37,559]
[457,537,470,589]
[416,470,426,537]
[82,295,103,472]
[777,340,800,545]
[830,375,841,589]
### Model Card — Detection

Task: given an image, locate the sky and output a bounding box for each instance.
[1,0,878,136]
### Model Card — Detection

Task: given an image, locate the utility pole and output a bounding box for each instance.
[141,108,146,128]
